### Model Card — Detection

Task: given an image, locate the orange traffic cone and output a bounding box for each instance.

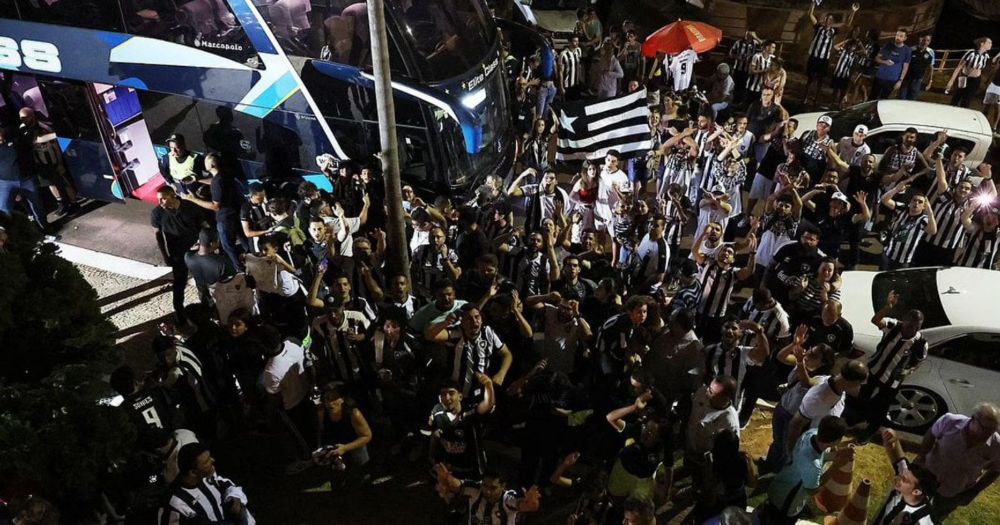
[834,478,872,525]
[814,444,856,513]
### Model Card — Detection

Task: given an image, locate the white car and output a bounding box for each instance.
[793,100,994,169]
[839,267,1000,433]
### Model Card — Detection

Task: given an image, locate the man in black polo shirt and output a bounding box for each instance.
[899,35,935,101]
[153,185,208,325]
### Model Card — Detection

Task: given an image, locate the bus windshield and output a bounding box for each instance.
[388,0,495,81]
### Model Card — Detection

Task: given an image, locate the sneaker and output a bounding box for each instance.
[53,201,69,217]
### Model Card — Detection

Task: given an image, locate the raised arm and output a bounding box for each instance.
[507,168,536,198]
[851,191,871,224]
[476,373,496,414]
[871,290,898,329]
[742,319,770,364]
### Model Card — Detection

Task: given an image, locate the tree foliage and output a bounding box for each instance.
[0,213,133,519]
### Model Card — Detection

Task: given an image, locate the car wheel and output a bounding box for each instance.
[887,386,947,434]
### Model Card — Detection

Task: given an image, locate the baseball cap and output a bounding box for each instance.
[710,182,726,194]
[818,115,833,127]
[853,124,869,135]
[831,191,850,204]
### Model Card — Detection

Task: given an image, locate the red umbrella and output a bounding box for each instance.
[641,19,723,58]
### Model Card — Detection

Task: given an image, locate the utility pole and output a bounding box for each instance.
[367,0,410,281]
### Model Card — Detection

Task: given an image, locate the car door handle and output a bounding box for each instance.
[948,378,973,387]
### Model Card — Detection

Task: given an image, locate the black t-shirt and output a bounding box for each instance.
[210,174,243,222]
[240,200,271,231]
[151,200,206,259]
[746,102,781,138]
[553,276,597,302]
[907,47,934,80]
[768,243,825,304]
[807,315,854,356]
[756,138,787,180]
[430,405,484,476]
[845,165,881,197]
[184,252,231,288]
[122,386,177,437]
[815,212,857,257]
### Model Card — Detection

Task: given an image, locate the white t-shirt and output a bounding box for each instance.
[634,234,671,280]
[324,216,361,257]
[596,168,630,226]
[264,339,310,410]
[798,378,845,427]
[211,274,257,325]
[669,49,698,92]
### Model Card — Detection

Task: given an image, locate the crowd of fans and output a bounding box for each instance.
[2,3,1000,525]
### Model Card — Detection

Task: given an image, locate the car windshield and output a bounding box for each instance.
[829,101,883,140]
[388,0,496,81]
[871,269,951,329]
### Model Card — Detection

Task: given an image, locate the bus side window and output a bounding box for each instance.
[138,91,209,154]
[15,0,126,32]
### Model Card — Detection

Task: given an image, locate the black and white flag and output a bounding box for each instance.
[555,88,651,162]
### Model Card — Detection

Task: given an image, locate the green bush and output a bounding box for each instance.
[0,212,133,520]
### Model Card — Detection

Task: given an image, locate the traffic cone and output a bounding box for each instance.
[834,478,872,525]
[813,444,856,513]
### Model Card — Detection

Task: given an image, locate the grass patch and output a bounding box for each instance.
[740,408,1000,523]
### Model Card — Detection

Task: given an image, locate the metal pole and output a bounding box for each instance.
[367,0,410,281]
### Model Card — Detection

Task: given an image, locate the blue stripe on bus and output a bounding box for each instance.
[97,32,132,48]
[227,0,278,55]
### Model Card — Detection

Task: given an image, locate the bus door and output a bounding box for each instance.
[0,73,123,203]
[89,84,165,203]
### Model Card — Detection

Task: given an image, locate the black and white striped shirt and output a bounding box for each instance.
[729,38,759,73]
[801,130,833,163]
[925,193,966,249]
[868,318,927,388]
[659,197,686,246]
[885,205,929,264]
[833,47,860,78]
[697,259,742,318]
[956,226,1000,269]
[885,146,919,172]
[559,47,584,88]
[739,300,791,347]
[158,474,253,525]
[747,52,772,92]
[703,342,760,408]
[808,25,837,60]
[453,326,505,396]
[961,49,990,72]
[946,163,972,187]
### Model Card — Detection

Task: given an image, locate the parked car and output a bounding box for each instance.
[839,267,1000,433]
[793,100,994,169]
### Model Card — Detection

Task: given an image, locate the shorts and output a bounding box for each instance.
[807,56,830,80]
[830,75,850,90]
[35,165,69,188]
[749,172,776,200]
[984,82,1000,105]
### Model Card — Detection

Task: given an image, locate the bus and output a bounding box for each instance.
[0,0,549,203]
